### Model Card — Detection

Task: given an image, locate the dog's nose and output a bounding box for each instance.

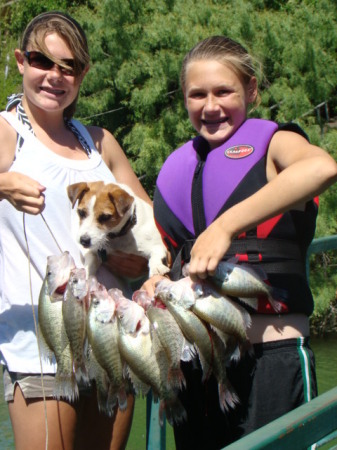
[80,235,91,248]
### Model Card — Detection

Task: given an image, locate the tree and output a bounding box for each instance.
[1,0,336,197]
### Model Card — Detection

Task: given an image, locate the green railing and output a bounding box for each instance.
[306,235,337,279]
[146,235,337,450]
[224,387,337,450]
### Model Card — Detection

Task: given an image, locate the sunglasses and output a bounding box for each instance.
[23,51,76,76]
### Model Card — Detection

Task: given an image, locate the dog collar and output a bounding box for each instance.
[98,208,137,262]
[107,207,137,240]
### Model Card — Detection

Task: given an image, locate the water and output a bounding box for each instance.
[0,337,336,449]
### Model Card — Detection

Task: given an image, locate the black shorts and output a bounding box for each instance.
[173,337,317,450]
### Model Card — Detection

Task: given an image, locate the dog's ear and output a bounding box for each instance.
[108,188,134,217]
[67,182,89,208]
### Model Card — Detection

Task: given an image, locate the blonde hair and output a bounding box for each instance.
[21,11,90,118]
[180,36,261,109]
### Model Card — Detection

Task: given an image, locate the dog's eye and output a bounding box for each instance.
[78,209,87,219]
[98,213,113,224]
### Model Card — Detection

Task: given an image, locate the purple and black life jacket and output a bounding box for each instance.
[154,118,318,315]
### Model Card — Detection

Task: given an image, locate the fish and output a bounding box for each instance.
[191,282,251,349]
[154,278,214,381]
[155,278,240,411]
[133,290,190,390]
[86,282,128,414]
[38,251,78,401]
[114,292,187,426]
[87,346,115,417]
[208,260,285,312]
[208,327,240,412]
[62,267,89,384]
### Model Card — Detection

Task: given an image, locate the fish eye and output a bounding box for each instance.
[72,278,78,284]
[98,213,113,224]
[78,209,87,219]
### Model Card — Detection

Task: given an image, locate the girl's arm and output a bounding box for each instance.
[0,116,45,214]
[188,130,337,280]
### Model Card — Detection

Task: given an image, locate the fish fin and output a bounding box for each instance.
[167,367,186,390]
[228,344,242,363]
[117,387,128,411]
[87,347,105,382]
[37,326,55,362]
[238,297,259,311]
[180,341,196,362]
[101,390,117,417]
[160,397,187,427]
[94,369,116,417]
[54,371,79,402]
[218,381,240,412]
[125,366,150,397]
[230,300,253,328]
[268,286,289,312]
[74,361,90,385]
[98,398,117,418]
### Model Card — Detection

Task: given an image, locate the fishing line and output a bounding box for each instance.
[40,212,64,253]
[23,212,49,450]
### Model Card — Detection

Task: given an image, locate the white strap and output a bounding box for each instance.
[0,111,36,143]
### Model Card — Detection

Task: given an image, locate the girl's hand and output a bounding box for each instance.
[188,217,232,281]
[141,275,168,297]
[0,172,46,215]
[104,251,149,279]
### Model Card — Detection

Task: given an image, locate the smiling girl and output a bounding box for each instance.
[145,36,337,449]
[0,11,150,450]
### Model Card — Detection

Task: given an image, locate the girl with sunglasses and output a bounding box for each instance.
[144,36,337,449]
[0,11,151,450]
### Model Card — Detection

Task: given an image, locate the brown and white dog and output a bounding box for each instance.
[67,181,170,278]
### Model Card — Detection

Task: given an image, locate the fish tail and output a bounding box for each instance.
[268,286,288,312]
[159,397,187,427]
[98,400,116,418]
[227,344,242,363]
[106,386,118,413]
[54,372,79,402]
[117,387,128,411]
[125,366,151,397]
[74,361,90,385]
[267,295,284,313]
[218,381,240,413]
[96,392,110,416]
[96,385,115,417]
[167,367,186,390]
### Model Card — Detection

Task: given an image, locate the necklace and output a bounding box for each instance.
[6,93,92,156]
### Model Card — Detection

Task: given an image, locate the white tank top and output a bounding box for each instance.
[0,112,131,373]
